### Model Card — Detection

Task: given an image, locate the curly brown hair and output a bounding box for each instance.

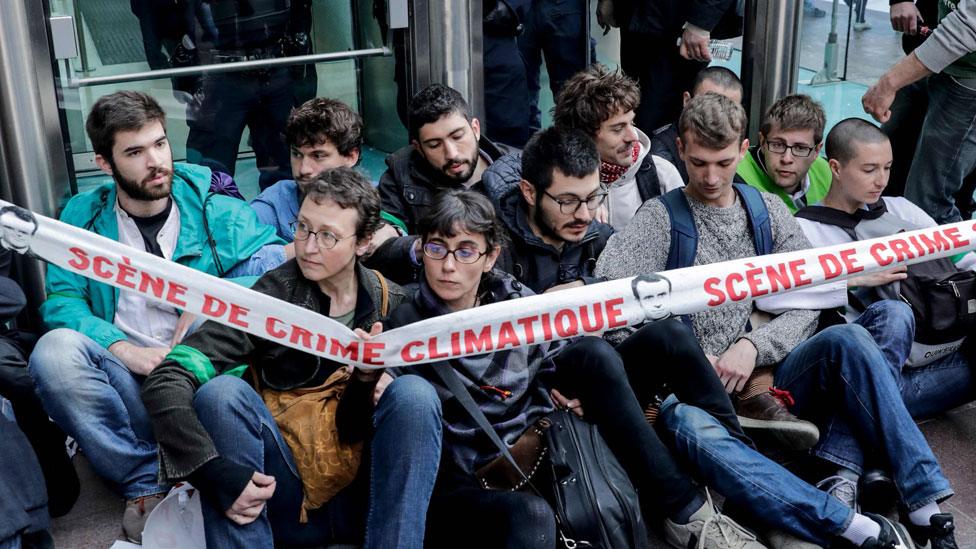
[553,64,640,137]
[678,93,747,150]
[284,98,363,156]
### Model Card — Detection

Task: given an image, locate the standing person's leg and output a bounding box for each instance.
[774,324,953,512]
[483,34,533,148]
[621,32,706,134]
[517,0,545,130]
[27,329,165,499]
[426,484,557,549]
[365,375,442,549]
[538,0,590,106]
[882,80,929,197]
[615,320,749,444]
[193,375,364,548]
[905,73,976,224]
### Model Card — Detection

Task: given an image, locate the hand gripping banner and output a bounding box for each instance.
[3,199,976,368]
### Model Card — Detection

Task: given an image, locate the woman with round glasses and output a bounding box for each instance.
[143,168,442,548]
[376,189,762,548]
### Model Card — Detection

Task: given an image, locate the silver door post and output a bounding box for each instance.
[0,0,73,324]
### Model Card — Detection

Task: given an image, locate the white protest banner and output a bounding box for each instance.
[2,199,975,368]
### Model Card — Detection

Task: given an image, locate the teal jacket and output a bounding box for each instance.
[41,163,286,349]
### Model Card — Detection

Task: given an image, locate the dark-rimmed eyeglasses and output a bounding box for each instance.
[542,188,609,214]
[290,221,354,250]
[765,141,815,158]
[422,241,487,264]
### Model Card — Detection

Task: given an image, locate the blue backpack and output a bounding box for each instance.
[660,183,774,270]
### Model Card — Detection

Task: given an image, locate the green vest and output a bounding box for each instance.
[939,0,976,78]
[736,149,832,214]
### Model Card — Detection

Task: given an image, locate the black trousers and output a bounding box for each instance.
[553,320,750,519]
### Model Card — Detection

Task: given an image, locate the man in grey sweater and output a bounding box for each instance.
[864,0,976,224]
[597,93,959,548]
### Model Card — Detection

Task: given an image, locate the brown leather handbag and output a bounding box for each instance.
[258,269,390,522]
[260,367,362,522]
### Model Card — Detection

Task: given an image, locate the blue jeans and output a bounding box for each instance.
[854,299,975,419]
[905,72,976,223]
[773,323,953,511]
[28,329,165,499]
[193,374,441,548]
[659,396,852,545]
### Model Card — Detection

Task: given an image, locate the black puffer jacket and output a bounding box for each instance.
[482,153,614,293]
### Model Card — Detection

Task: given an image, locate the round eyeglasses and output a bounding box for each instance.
[290,221,354,250]
[422,241,487,264]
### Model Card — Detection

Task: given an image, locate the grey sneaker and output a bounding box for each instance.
[665,492,768,549]
[122,492,167,543]
[816,474,859,512]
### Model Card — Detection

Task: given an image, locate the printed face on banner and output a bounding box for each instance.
[595,109,639,167]
[528,169,603,244]
[102,121,174,202]
[632,274,671,321]
[290,140,360,194]
[414,112,482,183]
[0,206,38,255]
[760,126,821,194]
[294,197,363,288]
[422,227,498,312]
[678,133,748,208]
[830,141,893,208]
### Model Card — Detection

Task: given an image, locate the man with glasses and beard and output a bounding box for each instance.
[377,84,514,234]
[483,125,612,293]
[28,91,286,544]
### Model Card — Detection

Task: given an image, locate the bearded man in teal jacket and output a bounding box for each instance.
[27,91,288,543]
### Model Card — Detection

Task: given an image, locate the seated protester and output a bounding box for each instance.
[27,91,287,543]
[371,127,613,294]
[598,93,959,548]
[796,118,975,420]
[0,399,52,549]
[142,169,441,548]
[736,94,832,213]
[650,66,744,186]
[0,248,79,518]
[599,92,821,451]
[378,190,770,549]
[251,97,407,241]
[378,83,512,234]
[550,64,684,231]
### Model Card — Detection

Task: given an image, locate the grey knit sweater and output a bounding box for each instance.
[595,191,818,366]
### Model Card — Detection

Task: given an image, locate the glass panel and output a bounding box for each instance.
[48,0,401,202]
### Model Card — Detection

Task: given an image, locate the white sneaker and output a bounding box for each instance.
[853,21,872,31]
[664,492,768,549]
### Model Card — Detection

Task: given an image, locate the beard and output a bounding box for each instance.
[533,202,588,244]
[440,155,478,183]
[113,163,173,201]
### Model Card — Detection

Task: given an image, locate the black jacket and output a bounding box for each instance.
[616,0,741,40]
[650,123,689,184]
[377,136,514,234]
[482,153,614,293]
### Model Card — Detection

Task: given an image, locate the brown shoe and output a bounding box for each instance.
[122,492,167,543]
[735,388,819,451]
